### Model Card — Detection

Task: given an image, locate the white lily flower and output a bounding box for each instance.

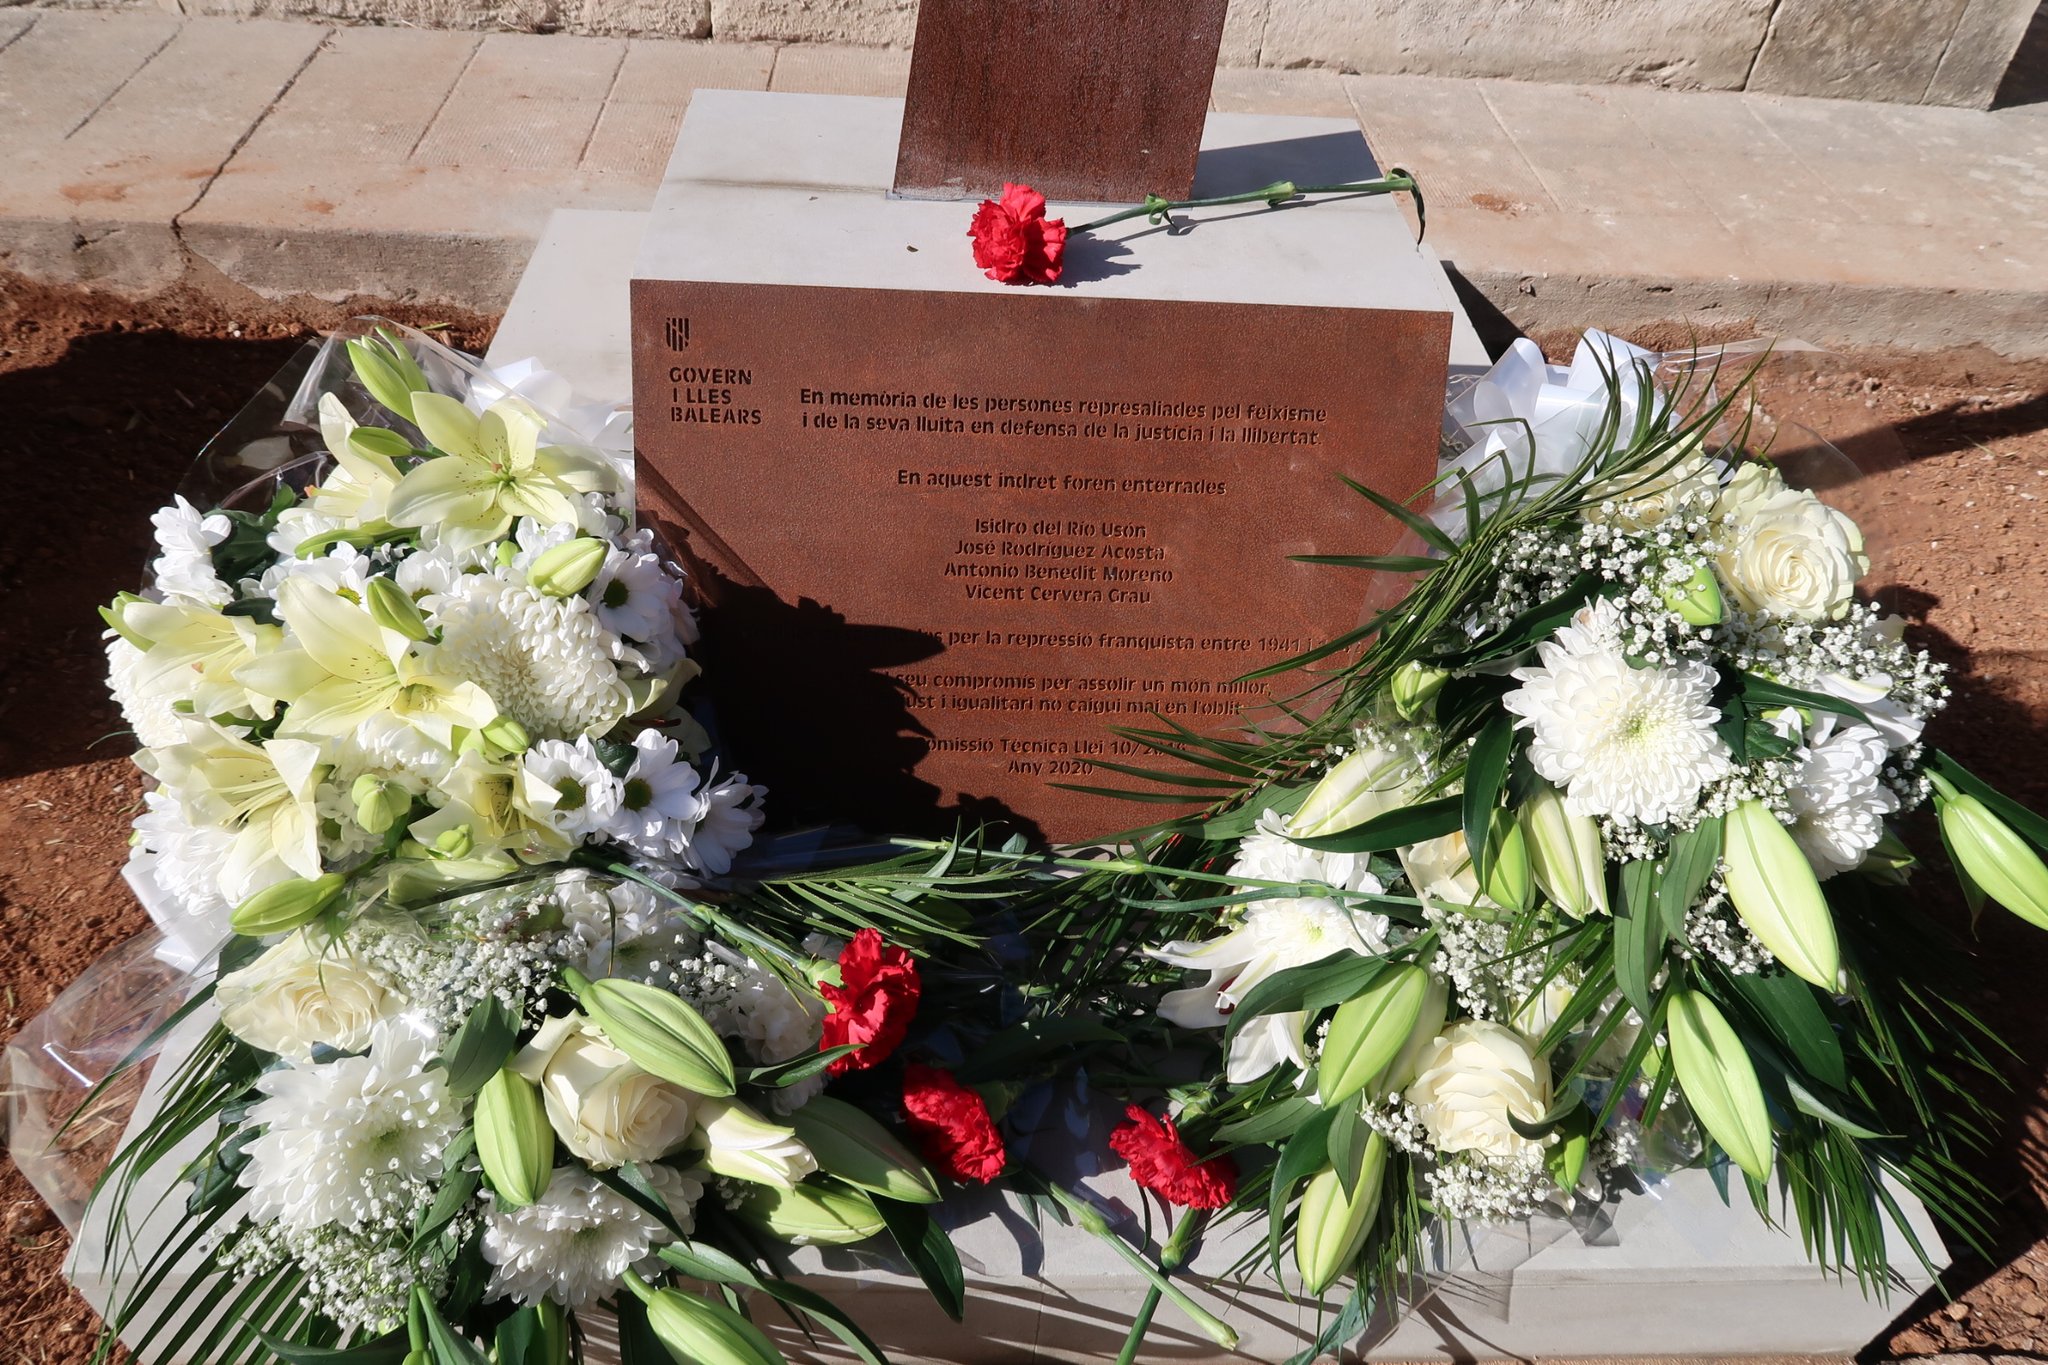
[238,577,500,746]
[139,721,328,900]
[386,394,610,550]
[303,393,404,524]
[1150,897,1390,1084]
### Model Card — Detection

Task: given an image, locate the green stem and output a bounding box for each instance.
[619,1268,657,1303]
[1113,1209,1212,1365]
[1114,1289,1163,1365]
[406,1286,429,1354]
[1042,1183,1237,1349]
[1072,171,1420,237]
[883,837,1424,907]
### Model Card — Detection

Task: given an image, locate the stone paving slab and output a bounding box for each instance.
[1,11,2044,360]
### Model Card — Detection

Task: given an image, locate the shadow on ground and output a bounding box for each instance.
[0,326,303,781]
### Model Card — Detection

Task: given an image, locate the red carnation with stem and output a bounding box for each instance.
[901,1063,1007,1184]
[1108,1105,1238,1209]
[967,182,1068,285]
[819,928,921,1075]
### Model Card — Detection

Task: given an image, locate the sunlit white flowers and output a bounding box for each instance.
[512,1012,700,1168]
[239,1022,460,1234]
[217,930,408,1061]
[1404,1021,1552,1160]
[482,1165,699,1308]
[1151,897,1390,1083]
[386,393,609,549]
[1504,598,1731,825]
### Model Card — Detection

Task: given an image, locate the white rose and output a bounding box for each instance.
[1584,449,1719,531]
[1400,829,1486,909]
[216,931,406,1062]
[1711,459,1786,524]
[511,1013,698,1169]
[1715,488,1868,621]
[1404,1020,1553,1160]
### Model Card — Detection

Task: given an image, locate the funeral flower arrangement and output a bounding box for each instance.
[33,319,2048,1365]
[1064,335,2045,1360]
[75,326,1078,1365]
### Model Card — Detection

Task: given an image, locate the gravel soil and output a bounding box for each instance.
[0,280,2043,1364]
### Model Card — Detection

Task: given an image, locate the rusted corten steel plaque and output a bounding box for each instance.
[631,279,1450,841]
[892,0,1230,203]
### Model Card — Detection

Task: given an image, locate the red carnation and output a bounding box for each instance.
[901,1063,1006,1184]
[967,182,1068,285]
[819,929,921,1075]
[1108,1105,1238,1209]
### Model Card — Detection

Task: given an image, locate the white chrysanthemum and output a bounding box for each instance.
[423,573,629,740]
[1786,718,1898,878]
[238,1021,461,1235]
[1504,598,1731,825]
[592,529,695,664]
[106,636,188,750]
[129,789,237,943]
[680,766,764,875]
[268,504,347,559]
[257,541,374,602]
[1229,809,1385,896]
[508,516,582,576]
[482,1165,699,1308]
[522,737,624,839]
[392,539,490,598]
[149,496,233,607]
[1151,897,1390,1084]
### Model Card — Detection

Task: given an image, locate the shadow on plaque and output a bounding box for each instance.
[668,566,1052,848]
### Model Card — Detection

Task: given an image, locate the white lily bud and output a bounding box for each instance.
[564,968,737,1097]
[480,714,531,756]
[637,1282,786,1365]
[364,576,430,642]
[351,773,409,835]
[473,1068,553,1207]
[734,1179,888,1245]
[528,538,607,598]
[1666,990,1773,1184]
[1521,783,1609,918]
[789,1096,940,1204]
[1318,965,1430,1106]
[1938,792,2048,930]
[1375,971,1449,1094]
[1661,561,1724,627]
[230,872,346,937]
[1294,1136,1388,1295]
[1722,800,1840,990]
[1293,744,1417,839]
[1480,809,1533,913]
[1389,661,1449,721]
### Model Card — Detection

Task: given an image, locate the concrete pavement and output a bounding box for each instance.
[1,11,2044,360]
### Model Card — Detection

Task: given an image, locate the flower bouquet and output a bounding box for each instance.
[52,323,1107,1365]
[1049,332,2044,1361]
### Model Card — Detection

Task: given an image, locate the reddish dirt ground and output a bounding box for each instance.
[0,282,2043,1363]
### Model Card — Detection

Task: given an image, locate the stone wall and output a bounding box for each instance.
[10,0,2039,107]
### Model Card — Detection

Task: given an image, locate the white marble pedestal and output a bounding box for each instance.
[68,999,1943,1363]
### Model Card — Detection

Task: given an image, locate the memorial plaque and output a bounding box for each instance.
[893,0,1229,203]
[631,280,1450,840]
